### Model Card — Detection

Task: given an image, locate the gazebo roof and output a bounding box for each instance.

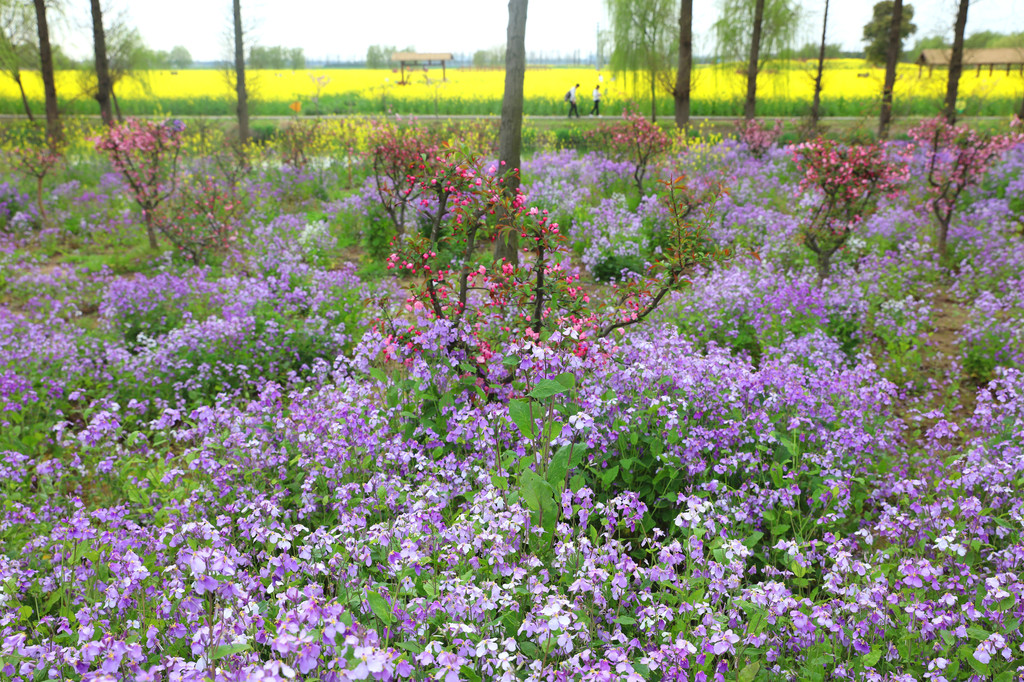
[916,47,1024,67]
[391,52,454,62]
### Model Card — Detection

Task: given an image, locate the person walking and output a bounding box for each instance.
[590,85,601,116]
[567,83,580,118]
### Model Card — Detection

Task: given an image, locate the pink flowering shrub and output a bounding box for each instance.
[734,118,782,159]
[94,118,185,249]
[378,151,725,387]
[155,174,243,264]
[2,123,63,226]
[586,111,670,194]
[792,138,908,283]
[909,116,1024,258]
[368,121,442,235]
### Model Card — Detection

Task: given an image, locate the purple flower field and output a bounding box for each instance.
[1,118,1023,682]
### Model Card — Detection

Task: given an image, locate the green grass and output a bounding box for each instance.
[2,93,1021,119]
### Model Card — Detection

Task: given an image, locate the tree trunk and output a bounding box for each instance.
[32,0,60,146]
[233,0,250,143]
[650,76,657,122]
[809,0,829,129]
[111,87,123,122]
[90,0,114,126]
[494,0,528,265]
[15,76,33,121]
[943,0,968,124]
[674,0,693,128]
[1019,91,1024,122]
[744,0,765,120]
[878,0,902,138]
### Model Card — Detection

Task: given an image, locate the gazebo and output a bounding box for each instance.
[391,52,454,84]
[915,47,1024,77]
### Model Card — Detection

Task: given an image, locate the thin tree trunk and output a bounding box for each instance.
[111,87,123,122]
[15,76,33,121]
[944,0,968,124]
[810,0,829,128]
[878,0,903,138]
[744,0,765,120]
[674,0,693,128]
[90,0,113,126]
[650,76,657,122]
[233,0,250,143]
[32,0,60,146]
[494,0,528,265]
[1019,91,1024,122]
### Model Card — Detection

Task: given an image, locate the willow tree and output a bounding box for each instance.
[877,0,904,138]
[0,0,36,120]
[943,0,968,123]
[713,0,802,120]
[606,0,676,121]
[494,0,528,265]
[232,0,249,142]
[674,0,693,128]
[32,0,59,144]
[89,0,112,125]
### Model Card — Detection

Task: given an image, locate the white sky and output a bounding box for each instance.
[58,0,1022,63]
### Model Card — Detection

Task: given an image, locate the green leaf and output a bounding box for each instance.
[508,399,536,440]
[502,354,521,368]
[519,641,542,658]
[967,626,989,640]
[367,591,393,625]
[615,616,636,625]
[600,465,620,487]
[860,647,881,667]
[520,469,554,513]
[790,562,806,578]
[546,444,577,492]
[396,641,423,654]
[460,666,482,682]
[743,531,764,548]
[554,372,576,390]
[967,655,990,676]
[738,662,760,682]
[529,379,567,400]
[210,642,251,660]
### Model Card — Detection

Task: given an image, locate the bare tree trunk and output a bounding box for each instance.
[674,0,693,128]
[744,0,765,120]
[111,87,123,122]
[650,76,657,122]
[878,0,903,138]
[90,0,114,126]
[494,0,528,265]
[15,76,33,121]
[1019,91,1024,122]
[943,0,968,124]
[809,0,829,128]
[32,0,60,146]
[233,0,250,143]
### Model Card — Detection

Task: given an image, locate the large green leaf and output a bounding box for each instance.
[547,444,580,492]
[367,591,393,625]
[529,379,568,400]
[508,399,536,440]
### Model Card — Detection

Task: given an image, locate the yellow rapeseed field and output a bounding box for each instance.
[1,60,1021,108]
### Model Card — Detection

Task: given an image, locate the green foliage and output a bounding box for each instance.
[248,45,305,70]
[604,0,677,113]
[714,0,803,66]
[862,1,918,65]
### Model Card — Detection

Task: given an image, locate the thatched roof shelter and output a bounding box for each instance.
[391,52,454,83]
[915,48,1024,76]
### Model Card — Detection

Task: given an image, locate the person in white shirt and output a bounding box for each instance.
[567,83,580,118]
[590,85,601,116]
